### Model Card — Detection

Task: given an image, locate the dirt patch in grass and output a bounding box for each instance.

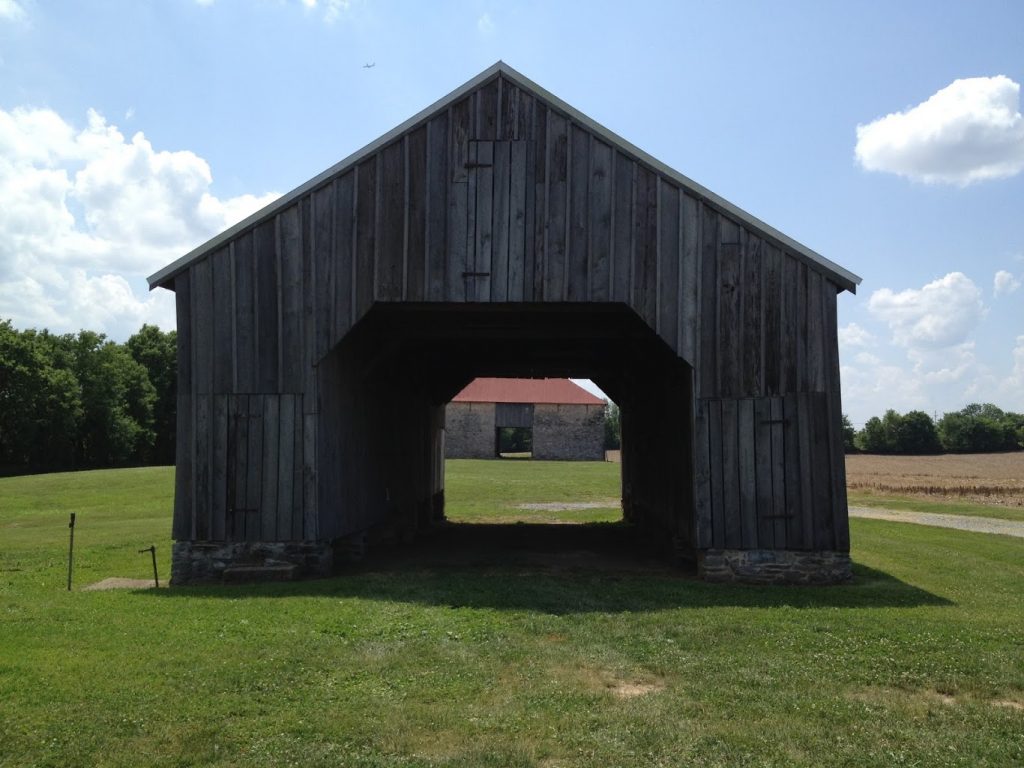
[846,453,1024,507]
[566,664,666,699]
[83,577,163,590]
[992,699,1023,711]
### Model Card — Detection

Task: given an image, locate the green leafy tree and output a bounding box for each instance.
[604,401,621,450]
[855,411,899,453]
[895,410,942,454]
[127,325,177,464]
[841,414,856,453]
[0,321,82,468]
[938,403,1020,452]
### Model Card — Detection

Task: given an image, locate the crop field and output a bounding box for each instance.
[1,461,1022,767]
[846,452,1024,521]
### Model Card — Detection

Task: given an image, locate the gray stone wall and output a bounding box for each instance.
[533,403,605,460]
[444,403,496,458]
[171,541,334,585]
[698,549,852,585]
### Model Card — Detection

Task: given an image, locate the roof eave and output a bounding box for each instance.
[148,60,862,294]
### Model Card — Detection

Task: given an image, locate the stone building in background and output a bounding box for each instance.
[446,378,605,460]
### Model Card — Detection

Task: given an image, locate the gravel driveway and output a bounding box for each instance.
[849,507,1024,539]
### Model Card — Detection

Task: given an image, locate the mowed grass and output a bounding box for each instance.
[0,462,1022,767]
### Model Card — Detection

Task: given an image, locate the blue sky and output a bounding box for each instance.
[1,0,1021,425]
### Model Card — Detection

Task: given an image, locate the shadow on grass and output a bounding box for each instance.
[146,522,950,613]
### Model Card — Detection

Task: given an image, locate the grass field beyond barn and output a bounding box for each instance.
[1,460,1022,767]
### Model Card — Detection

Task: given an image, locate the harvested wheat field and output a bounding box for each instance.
[846,452,1024,507]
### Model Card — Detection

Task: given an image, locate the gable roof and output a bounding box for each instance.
[148,61,861,292]
[452,378,605,406]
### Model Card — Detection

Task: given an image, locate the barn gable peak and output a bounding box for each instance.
[147,61,860,293]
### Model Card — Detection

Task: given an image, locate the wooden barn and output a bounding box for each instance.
[148,61,861,585]
[446,377,606,460]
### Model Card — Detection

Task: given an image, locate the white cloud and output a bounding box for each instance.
[0,105,277,339]
[867,272,984,349]
[838,322,874,348]
[478,12,495,34]
[855,75,1024,185]
[994,269,1021,297]
[0,0,25,22]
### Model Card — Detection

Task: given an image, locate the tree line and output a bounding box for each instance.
[842,404,1024,455]
[0,321,176,474]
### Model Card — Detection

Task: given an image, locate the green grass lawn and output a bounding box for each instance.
[1,462,1022,767]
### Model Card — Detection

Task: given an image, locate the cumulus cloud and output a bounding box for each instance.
[478,13,495,34]
[0,0,25,22]
[867,272,984,349]
[0,105,277,339]
[855,75,1024,185]
[994,269,1021,297]
[838,322,874,348]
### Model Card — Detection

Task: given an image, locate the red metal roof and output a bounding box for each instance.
[452,378,605,405]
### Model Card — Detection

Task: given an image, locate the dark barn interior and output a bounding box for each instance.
[149,62,860,585]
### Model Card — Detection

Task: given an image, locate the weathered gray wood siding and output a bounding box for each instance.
[171,71,848,553]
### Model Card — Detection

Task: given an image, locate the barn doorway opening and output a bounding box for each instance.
[316,302,696,565]
[496,426,532,458]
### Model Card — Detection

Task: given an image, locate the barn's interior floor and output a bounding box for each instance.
[348,521,694,576]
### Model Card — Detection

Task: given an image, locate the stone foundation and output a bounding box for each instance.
[698,549,852,585]
[170,540,334,585]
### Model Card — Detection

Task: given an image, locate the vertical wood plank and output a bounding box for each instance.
[770,397,787,549]
[192,260,214,396]
[781,254,799,394]
[754,397,774,549]
[781,393,802,549]
[172,273,193,541]
[279,205,303,392]
[742,233,763,396]
[694,399,713,549]
[254,220,279,392]
[378,140,405,301]
[194,393,211,540]
[708,399,724,549]
[545,111,568,301]
[312,183,335,359]
[611,153,634,303]
[567,124,589,301]
[474,140,494,300]
[491,140,511,301]
[499,78,520,139]
[261,395,279,540]
[447,101,470,301]
[718,218,741,398]
[233,234,256,392]
[355,158,378,317]
[680,193,699,364]
[245,395,263,542]
[763,244,782,395]
[211,394,228,541]
[796,393,814,549]
[528,103,547,301]
[699,205,720,399]
[406,125,427,302]
[507,139,528,301]
[230,396,249,541]
[807,268,825,392]
[476,76,499,140]
[291,396,304,540]
[277,393,295,541]
[720,398,741,549]
[796,261,809,392]
[211,248,233,393]
[738,398,757,549]
[425,113,449,301]
[811,392,834,550]
[333,172,355,342]
[301,196,316,404]
[303,412,318,540]
[658,181,680,351]
[588,139,612,302]
[632,166,658,328]
[824,284,850,551]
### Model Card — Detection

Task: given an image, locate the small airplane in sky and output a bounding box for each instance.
[363,62,375,69]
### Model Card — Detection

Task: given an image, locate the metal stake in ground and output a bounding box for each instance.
[138,546,159,588]
[67,513,76,591]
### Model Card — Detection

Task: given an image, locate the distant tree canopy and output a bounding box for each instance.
[850,404,1022,455]
[604,401,621,451]
[0,320,176,473]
